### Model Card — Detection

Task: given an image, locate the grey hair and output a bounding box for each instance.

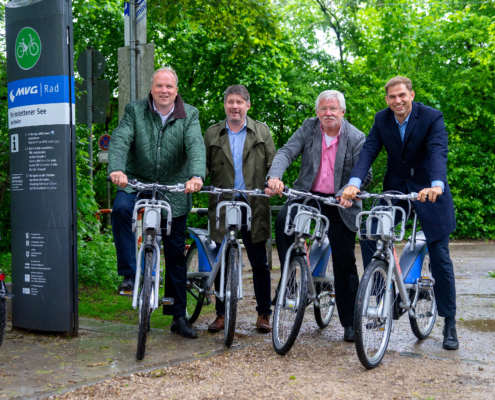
[315,90,346,112]
[151,67,179,87]
[224,85,250,104]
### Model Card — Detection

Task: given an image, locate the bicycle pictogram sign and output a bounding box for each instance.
[15,27,42,70]
[99,134,111,151]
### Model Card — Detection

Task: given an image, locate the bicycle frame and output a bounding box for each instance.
[187,187,269,304]
[276,188,338,309]
[355,192,432,322]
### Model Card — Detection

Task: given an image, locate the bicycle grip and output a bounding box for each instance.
[200,185,212,191]
[107,176,112,182]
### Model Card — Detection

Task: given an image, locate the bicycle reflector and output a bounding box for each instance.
[0,273,5,281]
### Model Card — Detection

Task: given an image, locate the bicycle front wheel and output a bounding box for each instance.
[0,296,6,348]
[314,256,335,329]
[354,259,393,369]
[410,252,437,339]
[185,243,206,324]
[136,249,153,360]
[272,255,308,355]
[224,246,239,347]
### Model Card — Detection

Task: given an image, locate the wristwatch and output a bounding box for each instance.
[191,176,204,182]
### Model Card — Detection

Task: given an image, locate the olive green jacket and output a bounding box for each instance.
[109,93,206,217]
[204,116,276,243]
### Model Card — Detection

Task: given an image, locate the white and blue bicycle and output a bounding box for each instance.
[354,191,437,369]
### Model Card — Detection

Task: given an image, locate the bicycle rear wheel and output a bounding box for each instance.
[224,246,239,347]
[314,257,335,329]
[410,252,437,339]
[185,243,206,324]
[136,249,153,360]
[272,255,308,355]
[354,259,393,369]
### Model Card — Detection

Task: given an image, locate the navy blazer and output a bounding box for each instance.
[352,102,456,243]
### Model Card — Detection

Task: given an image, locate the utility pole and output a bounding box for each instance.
[86,47,93,178]
[119,1,154,120]
[129,0,137,102]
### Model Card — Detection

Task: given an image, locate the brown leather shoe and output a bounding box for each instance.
[208,315,225,332]
[256,315,272,333]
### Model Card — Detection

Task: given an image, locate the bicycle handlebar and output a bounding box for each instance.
[356,192,419,201]
[107,176,185,192]
[199,186,269,197]
[278,185,343,208]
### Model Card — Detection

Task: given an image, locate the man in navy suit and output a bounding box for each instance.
[342,76,458,350]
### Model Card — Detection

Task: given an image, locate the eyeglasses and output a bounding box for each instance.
[317,107,340,113]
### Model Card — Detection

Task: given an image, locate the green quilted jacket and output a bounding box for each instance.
[109,93,206,217]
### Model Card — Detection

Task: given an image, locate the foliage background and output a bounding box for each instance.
[0,0,494,285]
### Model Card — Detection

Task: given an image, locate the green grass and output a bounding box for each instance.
[79,284,215,328]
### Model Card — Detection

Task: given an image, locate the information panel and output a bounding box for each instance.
[6,0,78,334]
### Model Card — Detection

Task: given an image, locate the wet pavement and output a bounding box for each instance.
[0,319,226,399]
[0,241,494,399]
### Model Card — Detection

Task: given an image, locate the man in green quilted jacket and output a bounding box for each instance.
[108,67,206,338]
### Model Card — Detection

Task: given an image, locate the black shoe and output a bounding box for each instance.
[344,326,355,342]
[170,316,198,338]
[442,325,459,350]
[118,275,135,292]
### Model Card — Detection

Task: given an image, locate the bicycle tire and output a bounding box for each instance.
[185,242,205,324]
[314,257,335,329]
[409,251,437,340]
[136,249,153,360]
[354,259,393,369]
[224,245,239,347]
[29,42,39,57]
[272,255,308,355]
[0,297,6,348]
[16,45,25,59]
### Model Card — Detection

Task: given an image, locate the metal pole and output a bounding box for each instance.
[106,163,111,226]
[86,47,93,179]
[129,0,136,102]
[267,209,273,270]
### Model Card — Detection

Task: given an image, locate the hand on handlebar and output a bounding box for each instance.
[110,171,128,189]
[336,196,352,208]
[185,177,203,194]
[418,186,442,203]
[342,185,360,201]
[267,177,284,197]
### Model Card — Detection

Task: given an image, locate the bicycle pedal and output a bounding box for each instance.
[161,297,175,305]
[119,290,133,297]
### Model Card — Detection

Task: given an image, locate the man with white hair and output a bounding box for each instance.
[267,90,372,341]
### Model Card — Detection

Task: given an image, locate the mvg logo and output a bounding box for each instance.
[10,86,38,103]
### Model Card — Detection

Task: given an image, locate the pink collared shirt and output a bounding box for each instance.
[310,124,340,194]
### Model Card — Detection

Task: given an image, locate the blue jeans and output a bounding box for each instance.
[111,191,188,316]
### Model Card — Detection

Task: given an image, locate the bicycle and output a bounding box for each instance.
[272,187,341,355]
[115,179,185,360]
[0,270,14,349]
[185,186,269,347]
[16,34,39,59]
[353,191,437,369]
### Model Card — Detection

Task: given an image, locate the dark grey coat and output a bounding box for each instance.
[267,117,372,232]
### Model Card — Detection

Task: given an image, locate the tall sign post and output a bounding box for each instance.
[75,48,109,178]
[119,0,154,120]
[6,0,78,334]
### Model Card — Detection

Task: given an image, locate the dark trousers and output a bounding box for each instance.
[275,196,359,327]
[214,207,272,316]
[360,201,456,318]
[111,191,188,316]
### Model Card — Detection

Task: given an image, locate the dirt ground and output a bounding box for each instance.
[54,241,495,400]
[57,339,494,400]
